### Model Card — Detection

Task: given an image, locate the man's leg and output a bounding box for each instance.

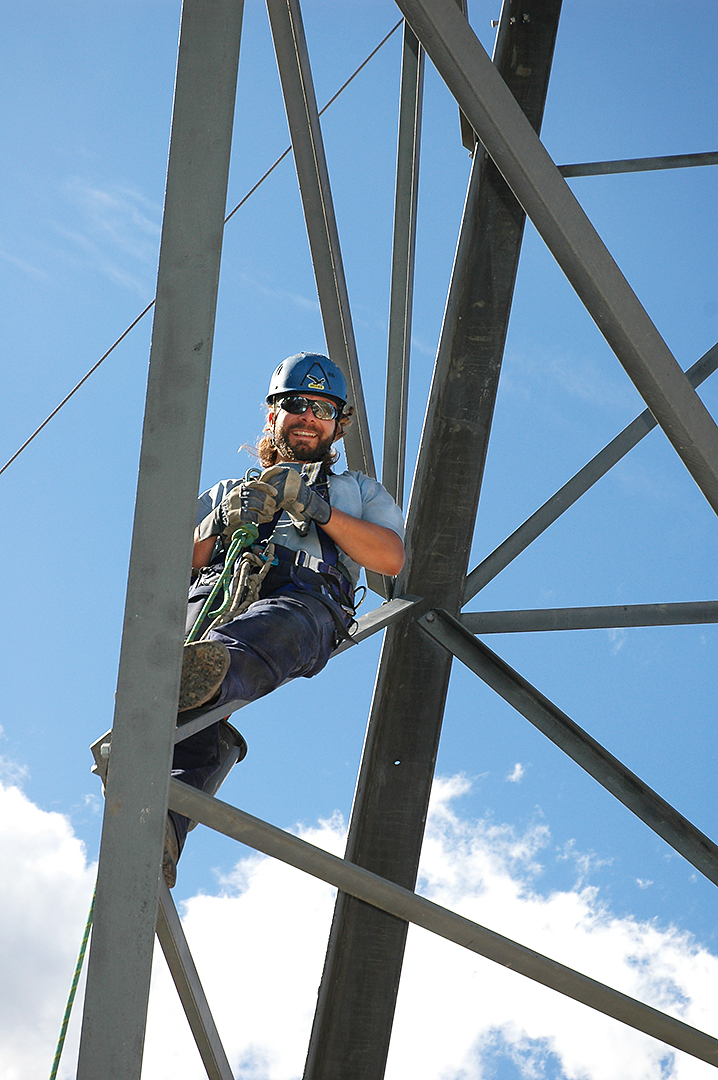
[169,591,339,872]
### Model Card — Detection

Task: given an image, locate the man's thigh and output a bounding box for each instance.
[209,589,338,705]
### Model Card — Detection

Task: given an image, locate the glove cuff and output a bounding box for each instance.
[308,489,332,525]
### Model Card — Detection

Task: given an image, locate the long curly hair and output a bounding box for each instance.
[256,403,354,471]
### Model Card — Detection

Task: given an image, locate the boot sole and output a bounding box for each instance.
[178,641,230,712]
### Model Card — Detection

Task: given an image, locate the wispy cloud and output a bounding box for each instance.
[239,271,320,314]
[501,348,637,415]
[607,626,627,654]
[51,179,161,296]
[507,761,525,783]
[0,245,47,280]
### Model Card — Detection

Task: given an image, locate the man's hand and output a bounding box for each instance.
[195,480,278,543]
[260,465,331,526]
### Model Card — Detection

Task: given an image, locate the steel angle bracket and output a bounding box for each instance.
[418,608,718,887]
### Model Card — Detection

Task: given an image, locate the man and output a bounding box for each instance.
[165,352,405,885]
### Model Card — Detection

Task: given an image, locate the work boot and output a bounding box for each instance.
[163,816,180,889]
[178,640,230,712]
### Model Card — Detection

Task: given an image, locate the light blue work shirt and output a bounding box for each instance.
[197,465,404,587]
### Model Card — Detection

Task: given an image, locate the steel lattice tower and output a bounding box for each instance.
[75,1,718,1077]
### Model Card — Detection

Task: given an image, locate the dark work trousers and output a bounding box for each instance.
[170,584,342,851]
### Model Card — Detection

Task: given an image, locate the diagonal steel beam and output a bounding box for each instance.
[156,881,235,1080]
[461,600,718,633]
[464,343,718,602]
[76,4,244,1076]
[383,22,424,509]
[266,0,375,481]
[419,608,718,887]
[304,5,564,1077]
[168,781,718,1068]
[394,0,718,515]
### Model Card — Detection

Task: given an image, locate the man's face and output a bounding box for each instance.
[271,394,338,462]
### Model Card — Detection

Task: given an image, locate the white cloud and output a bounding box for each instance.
[507,761,525,783]
[0,782,96,1080]
[0,773,716,1080]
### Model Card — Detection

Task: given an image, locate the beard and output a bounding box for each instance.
[273,423,336,463]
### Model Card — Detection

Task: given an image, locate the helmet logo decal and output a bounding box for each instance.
[303,362,330,392]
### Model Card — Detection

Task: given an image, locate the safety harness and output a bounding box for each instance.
[187,463,356,644]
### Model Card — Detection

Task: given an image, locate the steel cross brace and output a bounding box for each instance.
[461,600,718,634]
[464,342,718,602]
[383,22,424,509]
[394,0,718,514]
[156,880,235,1080]
[418,607,718,888]
[558,150,718,178]
[265,0,374,482]
[168,780,718,1068]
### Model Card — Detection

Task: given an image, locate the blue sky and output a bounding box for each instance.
[0,2,716,1078]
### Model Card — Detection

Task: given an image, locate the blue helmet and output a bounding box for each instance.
[266,352,348,410]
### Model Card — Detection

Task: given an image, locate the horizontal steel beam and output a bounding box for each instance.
[559,150,718,178]
[464,343,718,602]
[419,609,718,887]
[156,880,234,1080]
[167,780,718,1067]
[89,595,422,767]
[461,601,718,634]
[394,0,718,514]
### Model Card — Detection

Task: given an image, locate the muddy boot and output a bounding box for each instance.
[162,816,180,888]
[178,641,230,712]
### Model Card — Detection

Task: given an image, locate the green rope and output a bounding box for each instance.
[184,521,259,643]
[49,881,96,1080]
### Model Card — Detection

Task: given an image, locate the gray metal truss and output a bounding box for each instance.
[168,780,718,1069]
[77,0,717,1077]
[304,3,565,1075]
[394,0,718,515]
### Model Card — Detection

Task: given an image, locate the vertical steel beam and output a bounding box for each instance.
[394,0,718,515]
[383,23,424,508]
[303,4,563,1077]
[76,3,243,1076]
[266,0,375,481]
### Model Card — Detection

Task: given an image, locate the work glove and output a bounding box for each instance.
[259,465,331,526]
[195,480,279,543]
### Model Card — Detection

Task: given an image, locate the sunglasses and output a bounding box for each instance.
[275,394,340,421]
